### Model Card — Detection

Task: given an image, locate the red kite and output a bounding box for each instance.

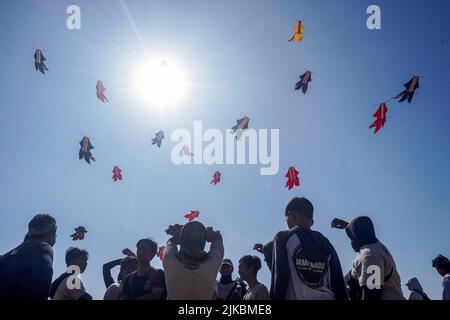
[112,166,122,182]
[369,103,388,134]
[285,167,300,190]
[96,81,109,103]
[157,246,165,261]
[184,211,200,222]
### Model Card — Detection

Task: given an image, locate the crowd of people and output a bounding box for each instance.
[0,197,449,301]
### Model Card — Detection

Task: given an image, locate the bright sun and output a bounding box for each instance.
[133,59,186,106]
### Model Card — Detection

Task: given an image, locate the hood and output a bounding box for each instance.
[345,216,378,252]
[406,277,423,292]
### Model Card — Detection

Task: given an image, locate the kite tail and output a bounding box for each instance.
[302,85,308,94]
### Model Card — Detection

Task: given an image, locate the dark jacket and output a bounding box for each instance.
[0,240,53,300]
[270,227,347,300]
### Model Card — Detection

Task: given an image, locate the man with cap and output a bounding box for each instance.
[0,214,57,300]
[270,197,347,300]
[215,258,247,300]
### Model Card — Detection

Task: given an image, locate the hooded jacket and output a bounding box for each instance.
[406,277,429,300]
[345,216,405,300]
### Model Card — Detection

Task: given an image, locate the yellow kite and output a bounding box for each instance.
[289,21,304,43]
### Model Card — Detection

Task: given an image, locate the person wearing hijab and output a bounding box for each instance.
[215,259,246,300]
[162,221,224,300]
[405,277,430,300]
[331,216,405,300]
[0,214,57,300]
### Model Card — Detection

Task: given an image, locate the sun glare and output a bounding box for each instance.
[133,59,186,107]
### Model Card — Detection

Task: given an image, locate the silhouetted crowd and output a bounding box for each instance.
[0,197,449,300]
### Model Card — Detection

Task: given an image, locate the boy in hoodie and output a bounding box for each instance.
[405,277,430,300]
[331,216,405,300]
[270,197,347,300]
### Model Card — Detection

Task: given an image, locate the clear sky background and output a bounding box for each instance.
[0,0,449,299]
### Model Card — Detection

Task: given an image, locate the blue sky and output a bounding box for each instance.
[0,0,450,299]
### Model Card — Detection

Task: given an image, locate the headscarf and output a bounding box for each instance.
[219,259,234,285]
[406,277,424,293]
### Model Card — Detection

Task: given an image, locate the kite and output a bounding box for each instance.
[231,117,250,140]
[394,76,420,103]
[96,81,108,103]
[183,145,193,156]
[151,130,165,148]
[157,246,165,261]
[289,21,304,43]
[34,49,49,74]
[210,171,221,185]
[184,210,200,222]
[295,71,312,94]
[369,103,388,134]
[285,167,300,190]
[79,136,95,164]
[112,166,122,182]
[71,226,87,241]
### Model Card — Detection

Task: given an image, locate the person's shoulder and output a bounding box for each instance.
[257,282,269,291]
[107,282,122,289]
[25,241,54,259]
[443,274,450,284]
[38,242,53,254]
[274,229,291,241]
[359,242,381,256]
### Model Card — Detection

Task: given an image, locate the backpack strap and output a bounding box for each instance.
[225,281,239,300]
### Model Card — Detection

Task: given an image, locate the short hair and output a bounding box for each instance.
[285,197,314,219]
[136,238,158,255]
[25,214,57,240]
[180,221,207,251]
[432,255,450,272]
[239,255,262,275]
[65,247,89,266]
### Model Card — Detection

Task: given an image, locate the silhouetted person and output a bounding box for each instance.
[0,214,57,300]
[215,259,246,300]
[50,247,92,300]
[163,222,224,300]
[270,197,347,300]
[121,239,166,300]
[432,254,450,300]
[238,255,269,300]
[405,277,430,300]
[332,216,405,300]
